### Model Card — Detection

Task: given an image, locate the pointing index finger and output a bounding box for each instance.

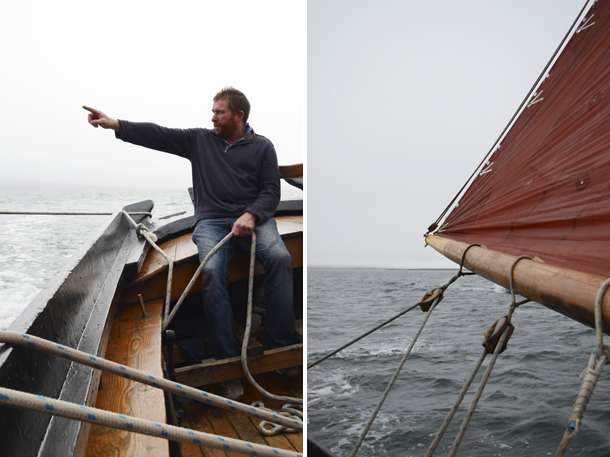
[82,105,99,114]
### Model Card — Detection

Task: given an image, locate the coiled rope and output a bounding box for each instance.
[556,277,610,456]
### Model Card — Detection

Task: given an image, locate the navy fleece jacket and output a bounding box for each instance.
[117,121,281,224]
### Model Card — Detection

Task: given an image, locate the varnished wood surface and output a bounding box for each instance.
[176,343,303,387]
[179,372,303,457]
[85,298,168,457]
[122,215,302,305]
[426,234,610,334]
[279,163,303,179]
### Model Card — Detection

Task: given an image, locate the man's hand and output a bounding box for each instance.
[232,212,257,237]
[82,105,122,132]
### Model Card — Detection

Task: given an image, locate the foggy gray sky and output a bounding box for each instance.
[0,1,304,191]
[308,0,588,269]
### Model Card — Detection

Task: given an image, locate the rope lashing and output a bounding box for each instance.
[427,255,529,456]
[239,233,303,435]
[0,211,152,216]
[0,386,300,457]
[309,245,480,371]
[349,293,444,457]
[0,331,301,431]
[556,277,610,456]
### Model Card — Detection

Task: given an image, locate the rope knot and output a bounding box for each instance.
[135,223,157,242]
[578,367,600,384]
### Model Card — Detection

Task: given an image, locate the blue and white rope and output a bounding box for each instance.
[0,386,300,457]
[0,331,302,432]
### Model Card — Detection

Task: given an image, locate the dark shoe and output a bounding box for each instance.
[219,379,244,401]
[277,366,301,378]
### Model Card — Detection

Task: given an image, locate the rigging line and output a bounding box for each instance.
[306,301,421,369]
[308,264,473,370]
[555,277,610,456]
[426,0,594,235]
[349,294,444,457]
[430,256,528,456]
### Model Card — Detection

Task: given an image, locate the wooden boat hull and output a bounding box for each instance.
[425,234,610,335]
[0,201,152,457]
[0,198,303,456]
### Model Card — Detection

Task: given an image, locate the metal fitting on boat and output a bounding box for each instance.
[483,316,514,354]
[420,288,443,312]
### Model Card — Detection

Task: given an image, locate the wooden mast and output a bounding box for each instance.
[425,234,610,335]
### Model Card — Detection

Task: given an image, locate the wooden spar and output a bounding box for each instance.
[425,235,610,335]
[279,163,303,179]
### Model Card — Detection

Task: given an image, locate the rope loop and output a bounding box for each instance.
[508,255,532,315]
[458,244,480,275]
[252,401,303,436]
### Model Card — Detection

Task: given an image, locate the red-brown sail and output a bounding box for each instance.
[439,0,610,278]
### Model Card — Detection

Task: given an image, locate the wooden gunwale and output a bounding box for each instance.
[122,215,303,305]
[425,234,610,335]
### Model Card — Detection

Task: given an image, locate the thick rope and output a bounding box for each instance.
[0,386,300,457]
[0,331,301,431]
[424,348,488,457]
[239,233,303,436]
[162,232,233,330]
[446,326,511,457]
[428,255,530,456]
[555,277,610,456]
[349,294,443,457]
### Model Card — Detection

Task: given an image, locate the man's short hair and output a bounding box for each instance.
[214,87,251,123]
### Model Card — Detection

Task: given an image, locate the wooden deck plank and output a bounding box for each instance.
[175,344,303,387]
[241,379,300,452]
[244,373,303,452]
[180,404,227,457]
[180,374,301,456]
[85,298,168,457]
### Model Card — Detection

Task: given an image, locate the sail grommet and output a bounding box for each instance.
[483,316,514,354]
[420,288,443,312]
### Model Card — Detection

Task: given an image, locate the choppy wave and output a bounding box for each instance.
[308,268,610,456]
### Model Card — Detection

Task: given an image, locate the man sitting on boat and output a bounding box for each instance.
[83,87,295,401]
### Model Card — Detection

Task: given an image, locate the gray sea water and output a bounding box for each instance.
[307,268,610,457]
[0,186,301,330]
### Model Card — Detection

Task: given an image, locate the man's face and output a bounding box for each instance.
[211,99,241,139]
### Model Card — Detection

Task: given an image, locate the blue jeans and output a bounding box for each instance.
[192,217,295,360]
